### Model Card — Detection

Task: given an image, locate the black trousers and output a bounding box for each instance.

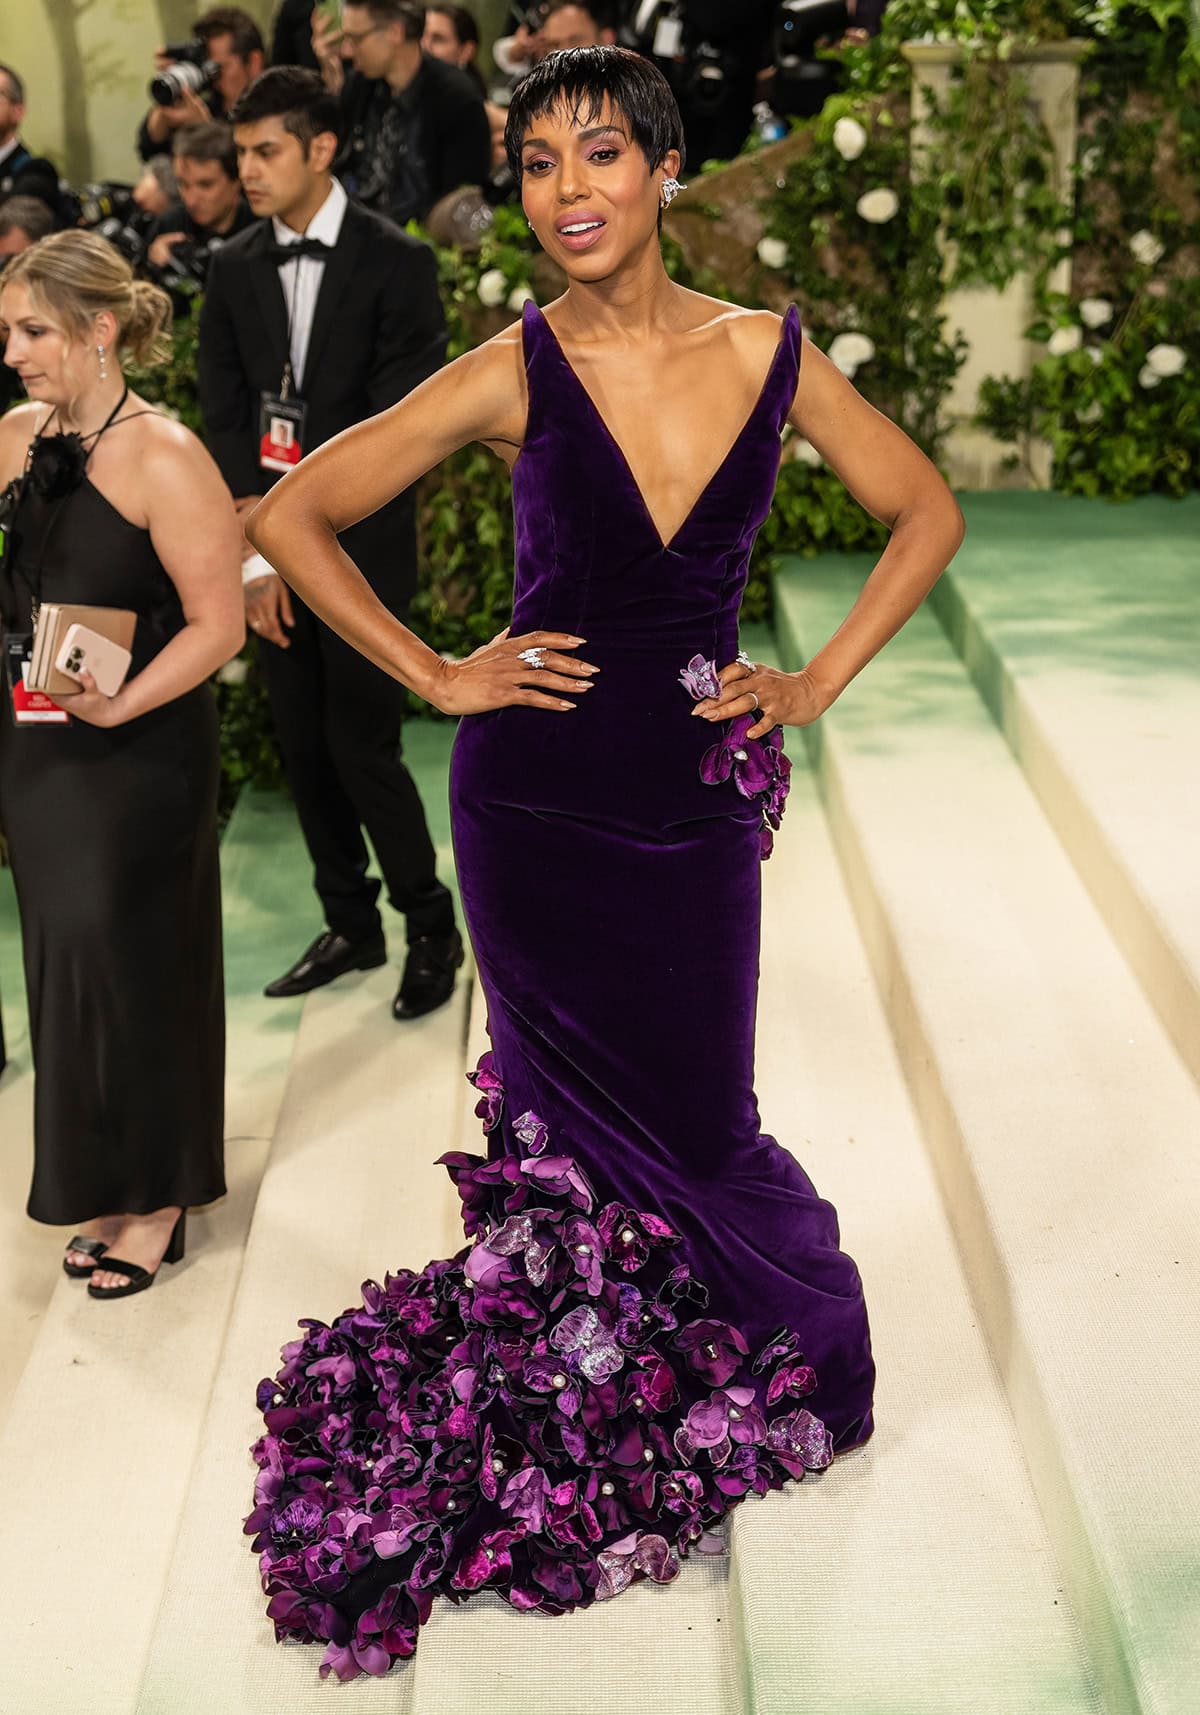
[258,589,453,944]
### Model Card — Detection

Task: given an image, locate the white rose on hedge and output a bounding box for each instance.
[828,331,876,376]
[477,268,508,307]
[833,117,867,161]
[856,187,899,224]
[1077,401,1103,424]
[1129,230,1164,267]
[507,283,535,312]
[1080,144,1102,175]
[1078,298,1112,329]
[757,236,789,269]
[218,656,249,687]
[794,438,823,466]
[1047,325,1082,356]
[1146,343,1186,377]
[1137,364,1162,389]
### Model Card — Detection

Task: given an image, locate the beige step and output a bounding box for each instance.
[929,492,1200,1087]
[408,978,744,1715]
[135,964,470,1715]
[777,559,1200,1714]
[730,756,1097,1713]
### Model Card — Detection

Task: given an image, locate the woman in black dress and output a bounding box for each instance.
[0,230,243,1298]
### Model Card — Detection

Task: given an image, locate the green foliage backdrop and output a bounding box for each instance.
[127,0,1197,816]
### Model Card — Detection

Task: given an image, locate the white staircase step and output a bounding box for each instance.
[135,964,470,1714]
[729,755,1097,1713]
[776,559,1200,1715]
[930,493,1200,1086]
[0,792,313,1437]
[0,1138,269,1715]
[0,871,62,1430]
[408,977,743,1715]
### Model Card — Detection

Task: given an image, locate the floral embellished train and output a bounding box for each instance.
[246,1057,833,1681]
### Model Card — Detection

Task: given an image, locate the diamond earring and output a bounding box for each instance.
[660,177,684,208]
[97,344,108,380]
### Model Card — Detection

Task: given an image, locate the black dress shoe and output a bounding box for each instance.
[392,929,465,1020]
[264,929,387,998]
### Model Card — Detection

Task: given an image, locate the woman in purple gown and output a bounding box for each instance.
[243,48,964,1680]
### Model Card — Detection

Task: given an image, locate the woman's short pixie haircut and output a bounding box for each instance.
[504,46,685,187]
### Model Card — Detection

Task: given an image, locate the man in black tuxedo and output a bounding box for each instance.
[198,65,463,1018]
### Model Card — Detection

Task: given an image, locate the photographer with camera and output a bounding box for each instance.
[137,7,266,163]
[0,196,56,413]
[133,156,179,220]
[630,1,776,167]
[539,1,616,54]
[0,65,32,195]
[312,2,490,226]
[422,6,486,94]
[145,121,255,298]
[0,64,68,227]
[0,195,54,262]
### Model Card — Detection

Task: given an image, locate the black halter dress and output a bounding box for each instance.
[0,449,226,1224]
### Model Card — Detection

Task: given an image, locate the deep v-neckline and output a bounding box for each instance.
[531,304,797,554]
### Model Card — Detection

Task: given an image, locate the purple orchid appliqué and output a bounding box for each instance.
[678,653,723,701]
[678,656,791,860]
[513,1110,550,1156]
[466,1051,505,1133]
[248,1047,838,1682]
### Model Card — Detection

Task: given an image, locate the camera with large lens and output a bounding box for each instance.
[77,181,137,227]
[156,232,226,293]
[75,182,149,268]
[149,39,218,107]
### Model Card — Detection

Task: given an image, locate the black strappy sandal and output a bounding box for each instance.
[86,1212,187,1301]
[62,1235,110,1278]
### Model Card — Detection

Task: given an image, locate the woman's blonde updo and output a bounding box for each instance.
[2,229,173,368]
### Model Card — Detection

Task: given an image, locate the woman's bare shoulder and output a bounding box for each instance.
[677,290,791,367]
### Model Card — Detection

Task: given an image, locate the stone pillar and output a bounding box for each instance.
[901,41,1090,490]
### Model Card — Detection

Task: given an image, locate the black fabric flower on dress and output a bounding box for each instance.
[26,432,88,503]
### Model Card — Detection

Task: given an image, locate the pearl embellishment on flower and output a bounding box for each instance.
[552,1372,568,1388]
[601,1481,615,1494]
[620,1228,636,1242]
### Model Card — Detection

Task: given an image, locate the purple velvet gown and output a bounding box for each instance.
[247,302,875,1681]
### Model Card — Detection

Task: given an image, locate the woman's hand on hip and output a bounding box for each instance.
[691,657,832,740]
[430,628,599,716]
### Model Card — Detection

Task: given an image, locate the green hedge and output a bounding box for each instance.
[125,0,1196,817]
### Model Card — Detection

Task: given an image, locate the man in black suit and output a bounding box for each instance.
[198,65,463,1018]
[312,1,490,226]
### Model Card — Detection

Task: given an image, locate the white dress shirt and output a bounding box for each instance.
[271,174,348,393]
[243,178,349,587]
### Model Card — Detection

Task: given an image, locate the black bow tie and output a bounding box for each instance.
[267,236,332,263]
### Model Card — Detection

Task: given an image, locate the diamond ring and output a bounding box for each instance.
[735,649,755,671]
[517,647,547,669]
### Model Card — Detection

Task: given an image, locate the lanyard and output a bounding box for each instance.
[0,388,155,629]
